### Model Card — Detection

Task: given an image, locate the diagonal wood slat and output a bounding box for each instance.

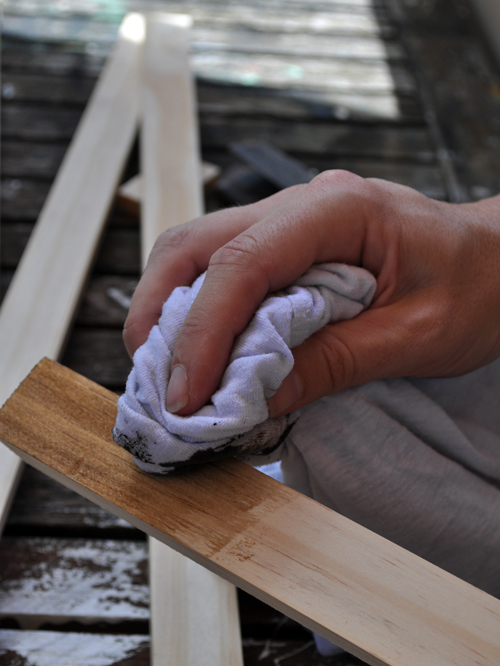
[1,358,499,666]
[0,13,144,534]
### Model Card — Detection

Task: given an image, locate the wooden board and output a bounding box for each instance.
[140,14,203,266]
[5,466,136,535]
[141,15,243,666]
[0,72,96,105]
[0,630,149,666]
[1,358,499,666]
[0,537,148,629]
[75,275,138,327]
[61,328,132,388]
[1,141,67,179]
[0,13,144,533]
[117,163,220,216]
[192,52,415,94]
[200,116,435,161]
[1,180,51,220]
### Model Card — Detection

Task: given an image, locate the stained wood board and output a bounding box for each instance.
[0,13,144,533]
[140,15,243,666]
[1,359,500,666]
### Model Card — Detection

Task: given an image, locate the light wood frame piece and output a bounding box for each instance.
[117,164,220,216]
[0,13,144,533]
[140,14,243,666]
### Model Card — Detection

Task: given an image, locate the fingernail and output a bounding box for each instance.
[269,370,303,418]
[166,365,189,413]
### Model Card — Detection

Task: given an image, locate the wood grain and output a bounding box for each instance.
[1,358,499,666]
[141,15,243,666]
[117,163,220,216]
[0,13,144,533]
[140,14,203,267]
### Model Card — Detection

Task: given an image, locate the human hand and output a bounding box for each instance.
[123,170,500,417]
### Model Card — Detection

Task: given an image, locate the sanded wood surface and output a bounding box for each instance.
[0,13,144,534]
[141,15,243,666]
[1,358,499,666]
[140,13,202,266]
[117,163,220,216]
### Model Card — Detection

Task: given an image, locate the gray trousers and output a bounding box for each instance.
[281,357,500,597]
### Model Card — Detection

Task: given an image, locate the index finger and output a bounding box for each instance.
[123,186,305,356]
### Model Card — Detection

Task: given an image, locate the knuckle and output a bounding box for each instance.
[151,223,191,255]
[317,331,357,393]
[308,169,366,196]
[148,220,202,266]
[175,313,214,357]
[209,234,264,273]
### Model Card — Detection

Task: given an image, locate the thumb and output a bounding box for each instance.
[268,305,416,417]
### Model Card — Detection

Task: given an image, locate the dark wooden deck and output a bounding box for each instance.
[1,0,500,664]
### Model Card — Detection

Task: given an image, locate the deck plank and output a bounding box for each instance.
[0,537,148,629]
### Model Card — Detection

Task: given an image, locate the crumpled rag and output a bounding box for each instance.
[113,263,376,472]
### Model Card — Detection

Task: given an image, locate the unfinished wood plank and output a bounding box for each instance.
[0,13,144,533]
[140,14,203,266]
[141,15,243,666]
[0,537,148,628]
[117,163,220,216]
[1,359,500,666]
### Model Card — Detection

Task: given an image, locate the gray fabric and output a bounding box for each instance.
[281,358,500,597]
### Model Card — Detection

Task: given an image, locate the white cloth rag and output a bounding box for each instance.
[113,263,376,472]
